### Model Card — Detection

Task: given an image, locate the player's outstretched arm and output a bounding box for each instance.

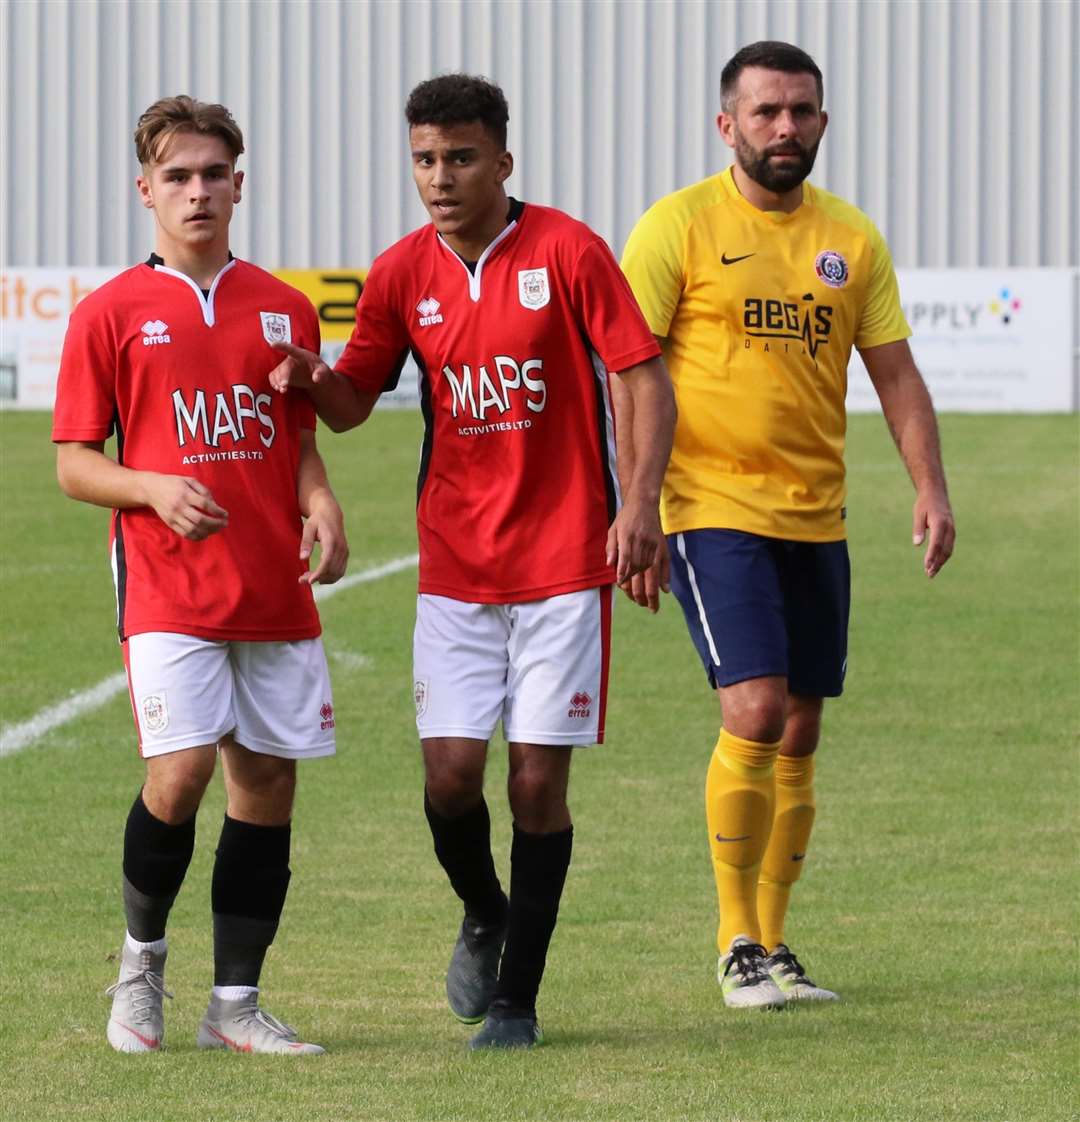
[860,339,956,578]
[606,355,676,593]
[268,342,379,433]
[56,441,228,541]
[296,430,348,585]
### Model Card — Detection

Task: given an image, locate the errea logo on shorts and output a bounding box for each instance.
[141,320,171,346]
[319,702,335,731]
[568,691,592,719]
[417,297,444,327]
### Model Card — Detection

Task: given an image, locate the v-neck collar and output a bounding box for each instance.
[436,200,525,303]
[146,254,237,326]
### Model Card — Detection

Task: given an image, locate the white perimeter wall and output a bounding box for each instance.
[2,0,1078,270]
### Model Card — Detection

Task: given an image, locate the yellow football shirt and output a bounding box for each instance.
[621,166,910,541]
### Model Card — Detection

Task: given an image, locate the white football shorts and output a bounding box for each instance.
[412,586,612,747]
[123,632,336,760]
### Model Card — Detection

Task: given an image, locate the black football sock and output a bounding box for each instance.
[121,791,196,942]
[211,815,291,988]
[424,790,508,925]
[493,823,573,1013]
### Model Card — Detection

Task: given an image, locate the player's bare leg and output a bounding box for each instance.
[108,746,216,1053]
[709,677,787,1009]
[759,694,838,1000]
[469,743,573,1049]
[196,738,323,1054]
[422,737,509,1024]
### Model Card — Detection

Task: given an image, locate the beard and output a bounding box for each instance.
[734,128,821,193]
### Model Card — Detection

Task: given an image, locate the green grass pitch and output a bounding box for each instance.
[0,410,1076,1121]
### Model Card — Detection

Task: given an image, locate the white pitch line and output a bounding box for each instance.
[0,553,418,759]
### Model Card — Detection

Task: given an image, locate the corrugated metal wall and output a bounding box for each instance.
[2,0,1077,269]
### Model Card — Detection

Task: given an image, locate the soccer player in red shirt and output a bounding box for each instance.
[52,97,347,1055]
[271,74,675,1049]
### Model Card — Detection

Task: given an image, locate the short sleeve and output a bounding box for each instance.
[333,256,410,393]
[51,304,117,442]
[569,238,661,373]
[855,225,911,350]
[619,200,687,338]
[292,296,321,430]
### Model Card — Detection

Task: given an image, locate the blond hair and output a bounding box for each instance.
[134,95,244,167]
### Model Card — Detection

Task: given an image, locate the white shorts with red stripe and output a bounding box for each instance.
[412,586,612,747]
[123,632,336,759]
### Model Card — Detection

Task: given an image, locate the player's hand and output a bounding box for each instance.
[299,495,348,585]
[913,488,955,578]
[617,538,670,613]
[269,342,332,393]
[606,495,663,585]
[144,474,228,540]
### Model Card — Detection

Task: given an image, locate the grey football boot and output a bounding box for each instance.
[446,907,509,1024]
[105,941,172,1053]
[468,1001,543,1050]
[196,993,325,1055]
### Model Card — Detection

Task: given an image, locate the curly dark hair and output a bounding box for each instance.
[720,41,824,113]
[405,74,509,149]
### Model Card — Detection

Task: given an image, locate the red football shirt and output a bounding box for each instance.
[52,258,322,641]
[336,201,661,603]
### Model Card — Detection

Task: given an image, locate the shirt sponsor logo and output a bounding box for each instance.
[443,355,547,423]
[319,701,335,731]
[141,319,171,346]
[259,311,292,345]
[568,690,592,719]
[518,267,550,311]
[172,383,277,451]
[814,250,849,289]
[742,296,834,360]
[140,692,168,733]
[416,297,444,327]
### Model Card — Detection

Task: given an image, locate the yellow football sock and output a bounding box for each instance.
[706,729,780,952]
[758,753,817,952]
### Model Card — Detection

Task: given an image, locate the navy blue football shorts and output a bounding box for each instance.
[667,528,850,698]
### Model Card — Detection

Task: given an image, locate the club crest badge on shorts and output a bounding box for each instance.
[518,267,550,311]
[413,679,428,717]
[259,311,292,345]
[140,692,169,734]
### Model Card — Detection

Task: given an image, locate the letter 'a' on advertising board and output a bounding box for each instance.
[846,269,1077,413]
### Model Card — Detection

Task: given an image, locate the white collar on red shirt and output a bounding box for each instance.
[435,198,525,303]
[146,252,237,327]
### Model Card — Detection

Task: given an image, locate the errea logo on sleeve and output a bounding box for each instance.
[141,320,171,346]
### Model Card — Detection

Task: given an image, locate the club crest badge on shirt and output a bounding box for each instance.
[259,311,292,345]
[518,268,550,311]
[814,250,849,289]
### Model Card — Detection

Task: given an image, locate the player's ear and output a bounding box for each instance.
[136,173,155,210]
[496,150,513,184]
[818,110,829,139]
[717,112,736,149]
[233,169,244,204]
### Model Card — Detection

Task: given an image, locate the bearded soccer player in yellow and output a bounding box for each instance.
[617,41,956,1009]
